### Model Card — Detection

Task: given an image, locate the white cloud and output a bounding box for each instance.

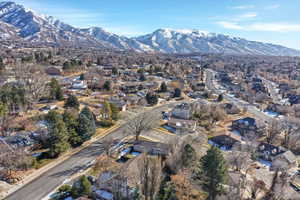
[265,4,280,10]
[249,23,300,32]
[230,5,255,10]
[217,21,300,32]
[217,21,244,30]
[237,12,257,19]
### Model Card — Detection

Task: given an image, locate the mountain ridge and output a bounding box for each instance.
[0,1,299,56]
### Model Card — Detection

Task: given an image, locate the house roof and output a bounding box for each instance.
[276,150,297,164]
[133,140,170,155]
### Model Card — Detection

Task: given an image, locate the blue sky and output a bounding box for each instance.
[12,0,300,49]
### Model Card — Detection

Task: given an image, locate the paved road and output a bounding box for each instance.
[5,102,179,200]
[205,69,276,122]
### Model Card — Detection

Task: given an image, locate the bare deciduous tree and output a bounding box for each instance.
[227,151,251,172]
[138,154,162,200]
[281,118,300,151]
[101,137,116,157]
[11,64,49,107]
[0,142,31,177]
[126,112,158,141]
[265,120,281,145]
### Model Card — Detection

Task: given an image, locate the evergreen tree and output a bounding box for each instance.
[132,188,142,200]
[182,144,196,168]
[156,177,178,200]
[112,67,118,75]
[46,111,70,157]
[0,57,4,71]
[174,88,182,98]
[160,82,168,93]
[195,146,228,200]
[146,92,158,106]
[103,80,111,91]
[77,107,96,142]
[110,103,120,120]
[80,106,95,122]
[64,95,80,110]
[217,94,223,102]
[71,175,92,198]
[79,73,85,80]
[63,111,81,147]
[49,78,64,101]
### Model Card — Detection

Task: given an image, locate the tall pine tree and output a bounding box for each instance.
[46,111,70,157]
[77,107,96,142]
[195,146,228,200]
[63,110,81,147]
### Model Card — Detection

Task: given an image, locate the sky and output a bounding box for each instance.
[12,0,300,49]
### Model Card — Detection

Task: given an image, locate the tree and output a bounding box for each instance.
[132,188,142,200]
[79,73,85,80]
[195,146,228,200]
[112,67,118,75]
[160,82,168,93]
[174,88,181,98]
[156,177,178,200]
[0,143,32,177]
[46,111,70,157]
[49,78,64,101]
[71,175,92,198]
[64,95,80,110]
[101,101,112,121]
[146,93,158,106]
[103,80,111,91]
[0,57,5,71]
[182,144,196,168]
[217,94,224,102]
[11,64,48,106]
[140,73,146,81]
[63,110,81,147]
[138,154,162,200]
[281,118,300,151]
[126,112,158,141]
[77,107,96,142]
[110,103,120,120]
[0,102,8,136]
[265,120,281,144]
[57,184,72,200]
[101,137,115,157]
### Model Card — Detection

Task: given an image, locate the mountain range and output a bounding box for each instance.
[0,1,299,56]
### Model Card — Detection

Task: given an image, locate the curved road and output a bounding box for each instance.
[5,103,178,200]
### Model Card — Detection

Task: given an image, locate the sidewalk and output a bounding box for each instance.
[2,123,121,199]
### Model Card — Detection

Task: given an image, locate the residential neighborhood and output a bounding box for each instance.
[0,1,299,200]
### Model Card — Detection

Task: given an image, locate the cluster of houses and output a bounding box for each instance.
[163,102,197,135]
[208,116,298,173]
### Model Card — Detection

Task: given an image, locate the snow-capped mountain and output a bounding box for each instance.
[0,1,107,47]
[134,28,300,56]
[0,20,19,39]
[0,1,299,56]
[80,27,153,52]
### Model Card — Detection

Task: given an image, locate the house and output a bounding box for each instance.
[171,103,192,120]
[231,117,265,137]
[209,132,242,150]
[167,118,197,134]
[258,143,286,162]
[96,171,131,200]
[132,141,170,157]
[45,66,62,76]
[71,80,87,90]
[272,150,298,170]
